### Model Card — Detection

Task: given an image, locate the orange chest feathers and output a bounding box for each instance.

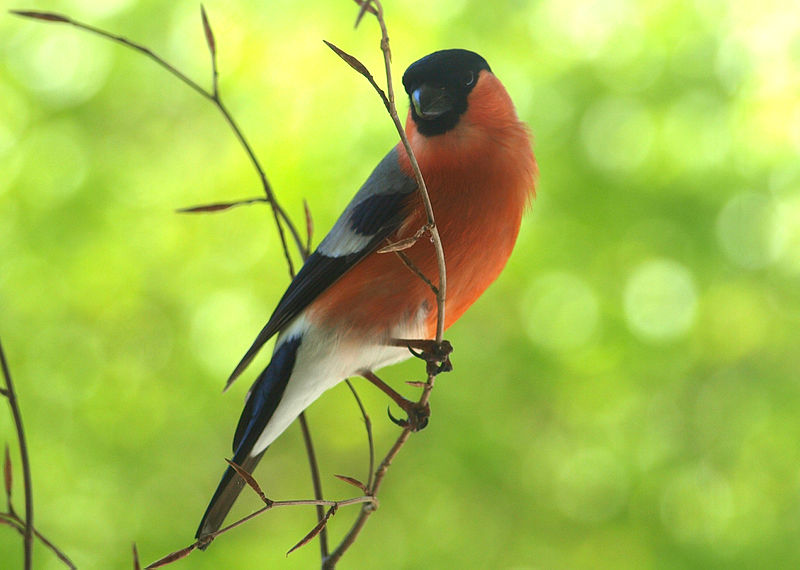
[397,113,537,331]
[312,75,536,339]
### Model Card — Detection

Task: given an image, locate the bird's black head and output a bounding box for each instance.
[402,49,491,137]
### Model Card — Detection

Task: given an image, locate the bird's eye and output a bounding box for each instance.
[462,71,475,87]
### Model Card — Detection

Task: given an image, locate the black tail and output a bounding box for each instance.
[196,335,303,547]
[195,450,266,547]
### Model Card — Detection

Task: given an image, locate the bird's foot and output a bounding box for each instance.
[406,339,453,376]
[363,370,431,431]
[387,399,431,432]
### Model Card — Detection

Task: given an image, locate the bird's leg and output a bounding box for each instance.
[361,371,430,431]
[390,338,453,376]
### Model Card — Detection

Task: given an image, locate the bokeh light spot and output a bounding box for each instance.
[522,272,600,352]
[580,97,655,172]
[716,192,785,269]
[624,259,698,341]
[533,0,634,58]
[8,29,111,106]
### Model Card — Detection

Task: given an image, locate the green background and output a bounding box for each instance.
[2,0,799,568]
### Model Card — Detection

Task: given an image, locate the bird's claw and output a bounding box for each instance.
[407,339,453,376]
[386,401,430,431]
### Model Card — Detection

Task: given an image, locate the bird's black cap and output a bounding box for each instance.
[402,49,491,137]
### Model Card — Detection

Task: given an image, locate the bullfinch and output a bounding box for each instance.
[196,48,537,543]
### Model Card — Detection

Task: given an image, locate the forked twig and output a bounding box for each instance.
[13,3,450,568]
[2,339,77,568]
[322,1,449,566]
[9,8,304,280]
[0,512,76,569]
[0,338,34,570]
[191,489,376,553]
[324,29,448,342]
[11,5,333,564]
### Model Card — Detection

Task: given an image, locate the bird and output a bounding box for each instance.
[196,48,537,545]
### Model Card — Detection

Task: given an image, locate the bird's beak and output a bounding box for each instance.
[411,84,452,119]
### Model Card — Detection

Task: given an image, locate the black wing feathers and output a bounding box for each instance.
[196,335,303,542]
[232,335,302,452]
[226,147,417,385]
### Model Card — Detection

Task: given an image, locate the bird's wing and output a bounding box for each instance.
[226,146,417,385]
[196,334,302,542]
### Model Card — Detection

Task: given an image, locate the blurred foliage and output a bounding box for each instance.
[1,0,799,568]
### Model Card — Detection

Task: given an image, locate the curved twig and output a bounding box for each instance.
[345,379,375,489]
[0,338,33,569]
[14,5,450,568]
[298,414,329,558]
[11,6,330,563]
[9,9,304,279]
[322,1,450,567]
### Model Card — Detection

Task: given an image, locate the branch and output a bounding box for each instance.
[345,379,375,489]
[0,512,77,569]
[150,492,377,567]
[12,6,331,562]
[322,1,450,566]
[0,337,34,570]
[10,8,305,280]
[325,5,446,344]
[15,4,451,568]
[298,414,329,559]
[324,427,411,569]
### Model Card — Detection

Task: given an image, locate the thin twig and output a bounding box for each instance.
[394,250,438,294]
[13,9,333,561]
[324,427,412,569]
[176,196,268,213]
[326,2,447,343]
[15,5,452,569]
[287,505,338,556]
[195,495,376,546]
[10,9,304,279]
[345,380,375,489]
[145,544,197,569]
[133,543,142,570]
[273,496,376,509]
[372,3,447,343]
[0,338,33,570]
[322,2,451,566]
[303,199,314,257]
[199,5,219,98]
[295,196,327,555]
[298,413,328,559]
[0,512,77,569]
[376,224,428,253]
